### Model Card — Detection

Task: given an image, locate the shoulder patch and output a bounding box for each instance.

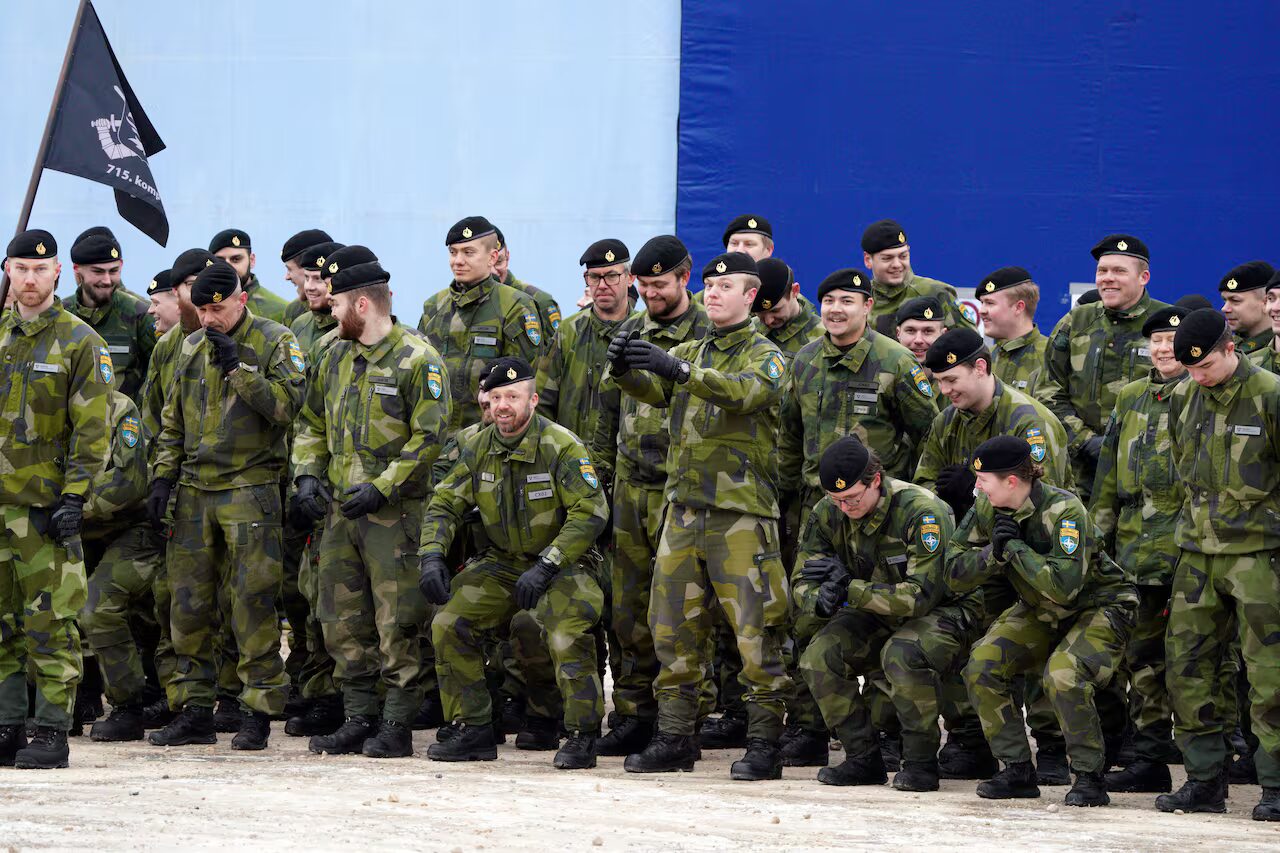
[523,312,542,346]
[97,347,114,384]
[426,363,443,399]
[120,415,140,448]
[919,514,941,553]
[288,340,306,372]
[909,364,933,397]
[1025,426,1047,462]
[959,301,978,326]
[578,457,599,489]
[1058,518,1079,555]
[548,306,562,332]
[764,351,785,382]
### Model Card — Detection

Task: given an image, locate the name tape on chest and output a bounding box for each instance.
[373,384,397,396]
[107,344,131,355]
[32,362,60,374]
[528,488,554,500]
[526,473,552,483]
[1233,424,1262,436]
[473,335,499,347]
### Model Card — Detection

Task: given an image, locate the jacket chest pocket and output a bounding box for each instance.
[19,362,66,441]
[468,325,501,359]
[1224,419,1275,500]
[878,551,909,583]
[362,380,409,455]
[104,338,134,370]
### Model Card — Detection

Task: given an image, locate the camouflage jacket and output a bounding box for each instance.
[85,391,147,536]
[949,482,1137,620]
[612,319,785,518]
[915,378,1074,492]
[293,323,448,502]
[991,326,1049,396]
[154,310,306,490]
[244,274,290,325]
[290,309,338,356]
[1167,355,1280,554]
[754,295,824,364]
[0,302,111,507]
[1248,342,1280,374]
[504,271,563,340]
[1091,370,1184,585]
[283,297,308,329]
[417,276,544,435]
[421,413,608,569]
[598,301,711,487]
[779,329,937,495]
[870,272,975,337]
[536,306,629,468]
[794,477,976,621]
[1237,328,1273,356]
[61,285,156,402]
[139,325,189,447]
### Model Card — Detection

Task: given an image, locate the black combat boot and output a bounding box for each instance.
[977,761,1041,799]
[893,759,941,792]
[413,691,446,731]
[780,729,829,767]
[1229,752,1259,784]
[699,714,747,749]
[90,702,145,742]
[363,720,414,758]
[1253,788,1280,822]
[309,715,379,755]
[879,732,903,773]
[1104,760,1172,793]
[1155,773,1228,814]
[70,662,105,737]
[231,711,271,750]
[730,737,783,781]
[427,721,498,762]
[282,686,308,720]
[1035,741,1070,785]
[141,697,176,729]
[515,715,560,751]
[0,723,28,766]
[499,696,526,735]
[14,727,69,769]
[938,734,999,779]
[597,716,655,757]
[285,694,344,737]
[436,721,461,743]
[554,730,598,770]
[1065,770,1110,806]
[212,696,242,733]
[623,731,699,773]
[817,748,887,786]
[148,705,217,746]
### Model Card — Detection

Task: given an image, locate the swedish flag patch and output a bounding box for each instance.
[426,363,443,399]
[919,514,941,553]
[1059,519,1079,555]
[120,416,140,448]
[579,458,599,489]
[97,347,114,384]
[764,352,785,382]
[910,365,933,397]
[523,312,542,346]
[288,340,306,372]
[1026,427,1047,462]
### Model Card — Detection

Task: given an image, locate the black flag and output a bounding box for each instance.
[41,1,168,245]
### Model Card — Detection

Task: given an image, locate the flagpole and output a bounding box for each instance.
[2,0,91,309]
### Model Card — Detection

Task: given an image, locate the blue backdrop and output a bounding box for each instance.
[677,2,1280,314]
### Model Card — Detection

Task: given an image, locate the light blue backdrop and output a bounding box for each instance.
[0,1,680,317]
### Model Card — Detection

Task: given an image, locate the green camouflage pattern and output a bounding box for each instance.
[1248,342,1280,374]
[417,277,544,434]
[1120,583,1181,764]
[81,391,147,535]
[754,295,824,363]
[991,326,1049,396]
[608,479,668,720]
[139,325,186,444]
[504,271,562,339]
[244,274,291,325]
[62,284,156,402]
[535,305,630,461]
[870,272,976,337]
[283,296,308,329]
[1236,328,1273,355]
[153,311,306,490]
[288,309,338,356]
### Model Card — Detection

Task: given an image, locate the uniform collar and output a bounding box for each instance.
[66,286,119,325]
[487,413,545,462]
[710,318,754,349]
[996,326,1040,353]
[1202,356,1252,406]
[244,273,261,295]
[451,276,496,307]
[589,308,628,336]
[960,377,1005,429]
[9,301,63,336]
[1105,290,1155,321]
[227,308,254,342]
[820,328,875,371]
[761,300,815,343]
[855,476,897,537]
[358,323,404,363]
[642,300,702,340]
[1011,480,1045,523]
[313,309,338,331]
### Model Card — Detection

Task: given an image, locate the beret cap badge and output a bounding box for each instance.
[973,458,982,470]
[762,299,772,309]
[923,307,934,319]
[462,227,473,239]
[1117,240,1128,251]
[834,478,846,489]
[604,250,615,262]
[231,235,241,247]
[506,367,517,380]
[897,231,905,243]
[212,291,223,303]
[316,256,326,268]
[651,263,661,274]
[747,218,757,228]
[329,262,338,274]
[985,281,995,292]
[715,261,727,273]
[946,352,957,364]
[1227,278,1238,290]
[1170,315,1180,326]
[36,242,46,256]
[110,247,119,259]
[1190,345,1202,358]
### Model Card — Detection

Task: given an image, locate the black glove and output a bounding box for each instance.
[990,513,1021,561]
[50,494,85,545]
[624,338,688,383]
[418,554,452,605]
[146,478,174,531]
[1079,435,1104,468]
[799,554,848,586]
[205,328,241,374]
[515,558,559,610]
[339,483,387,520]
[291,475,331,525]
[935,463,977,516]
[607,330,635,376]
[815,578,850,618]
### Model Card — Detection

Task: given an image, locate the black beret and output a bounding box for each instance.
[1091,234,1149,262]
[146,268,174,296]
[752,258,794,312]
[721,214,772,247]
[895,296,944,326]
[861,219,907,255]
[1268,270,1280,294]
[171,249,216,283]
[209,228,251,253]
[924,327,987,373]
[6,229,57,260]
[1176,294,1214,311]
[1077,289,1102,306]
[977,266,1033,296]
[70,233,122,264]
[819,436,871,492]
[633,235,690,277]
[324,245,379,280]
[1173,308,1228,365]
[972,436,1032,474]
[189,260,240,307]
[702,252,758,282]
[446,216,496,246]
[1218,261,1275,294]
[816,268,871,301]
[579,238,629,269]
[494,227,506,250]
[74,226,115,245]
[297,241,345,272]
[281,228,332,263]
[330,261,391,295]
[480,356,534,391]
[1141,305,1192,337]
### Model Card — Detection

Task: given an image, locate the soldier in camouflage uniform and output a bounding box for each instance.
[722,213,775,261]
[494,227,562,340]
[291,253,449,758]
[591,237,712,757]
[894,296,947,375]
[147,260,306,750]
[1218,261,1275,356]
[0,230,111,769]
[210,228,291,324]
[288,241,343,352]
[1156,309,1280,821]
[1037,235,1169,500]
[796,437,978,792]
[281,229,333,330]
[751,258,823,363]
[950,436,1138,807]
[860,219,976,336]
[63,232,156,402]
[977,267,1050,396]
[612,252,791,782]
[420,357,609,770]
[1253,272,1280,375]
[418,216,544,434]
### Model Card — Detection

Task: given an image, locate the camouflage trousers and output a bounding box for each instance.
[786,585,830,732]
[433,555,604,732]
[800,602,974,761]
[650,506,790,740]
[294,527,338,701]
[316,500,428,725]
[965,601,1132,773]
[1167,550,1280,787]
[1114,584,1180,764]
[0,504,87,729]
[80,525,177,706]
[168,484,289,715]
[609,481,667,719]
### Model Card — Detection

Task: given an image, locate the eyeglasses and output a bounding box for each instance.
[584,271,626,287]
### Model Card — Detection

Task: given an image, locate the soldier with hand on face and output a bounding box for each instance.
[210,228,291,324]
